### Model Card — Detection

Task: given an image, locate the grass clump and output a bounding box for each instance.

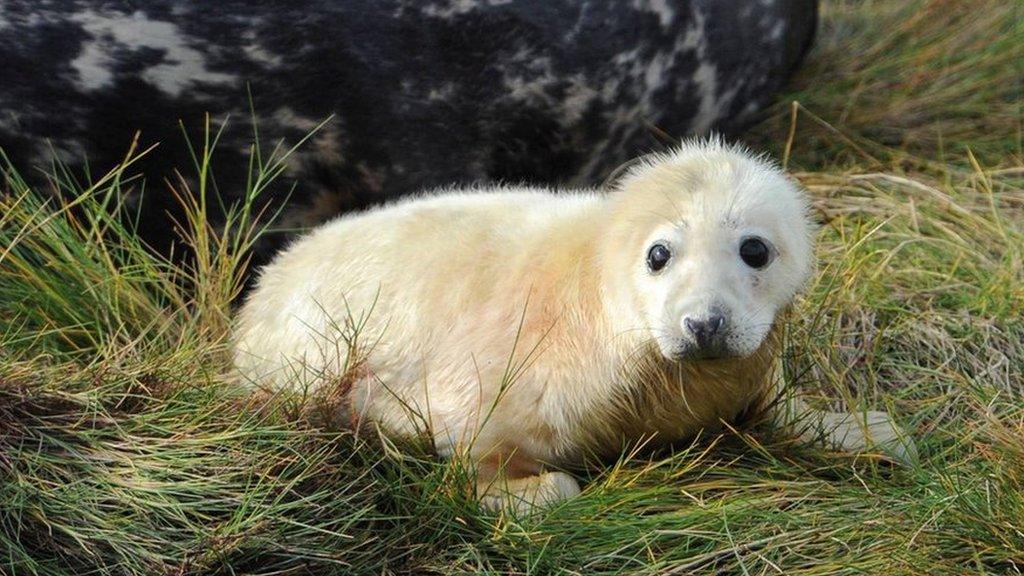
[0,132,484,575]
[2,0,1023,573]
[752,0,1023,168]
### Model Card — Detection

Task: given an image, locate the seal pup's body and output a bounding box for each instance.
[235,141,913,511]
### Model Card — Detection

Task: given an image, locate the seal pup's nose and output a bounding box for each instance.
[684,313,726,349]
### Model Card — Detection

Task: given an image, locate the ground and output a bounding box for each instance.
[1,0,1022,574]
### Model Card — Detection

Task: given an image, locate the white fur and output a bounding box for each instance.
[604,146,814,360]
[234,139,913,512]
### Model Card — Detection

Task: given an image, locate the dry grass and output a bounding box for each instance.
[752,0,1023,168]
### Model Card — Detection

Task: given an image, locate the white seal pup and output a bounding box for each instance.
[234,139,915,512]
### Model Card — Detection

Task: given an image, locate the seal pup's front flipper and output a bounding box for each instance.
[765,359,918,466]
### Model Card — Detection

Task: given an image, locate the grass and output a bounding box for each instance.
[1,0,1022,573]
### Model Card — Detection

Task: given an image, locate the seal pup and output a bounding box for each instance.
[234,139,914,512]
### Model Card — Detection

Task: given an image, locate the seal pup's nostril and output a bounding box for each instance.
[684,314,726,348]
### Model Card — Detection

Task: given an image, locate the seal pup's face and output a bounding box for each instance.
[606,141,815,361]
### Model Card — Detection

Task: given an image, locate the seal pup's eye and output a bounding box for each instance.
[739,237,771,269]
[646,243,672,273]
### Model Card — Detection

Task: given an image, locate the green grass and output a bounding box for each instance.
[2,0,1023,573]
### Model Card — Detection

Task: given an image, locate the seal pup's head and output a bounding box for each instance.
[602,139,815,362]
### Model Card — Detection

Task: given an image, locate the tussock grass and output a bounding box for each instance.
[752,0,1023,168]
[2,0,1023,573]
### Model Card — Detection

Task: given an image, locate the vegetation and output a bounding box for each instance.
[2,0,1022,573]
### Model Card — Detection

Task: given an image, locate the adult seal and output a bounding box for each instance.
[0,0,817,265]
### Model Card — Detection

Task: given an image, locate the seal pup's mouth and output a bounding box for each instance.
[672,341,739,362]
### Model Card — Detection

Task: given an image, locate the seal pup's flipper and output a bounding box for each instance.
[766,360,918,465]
